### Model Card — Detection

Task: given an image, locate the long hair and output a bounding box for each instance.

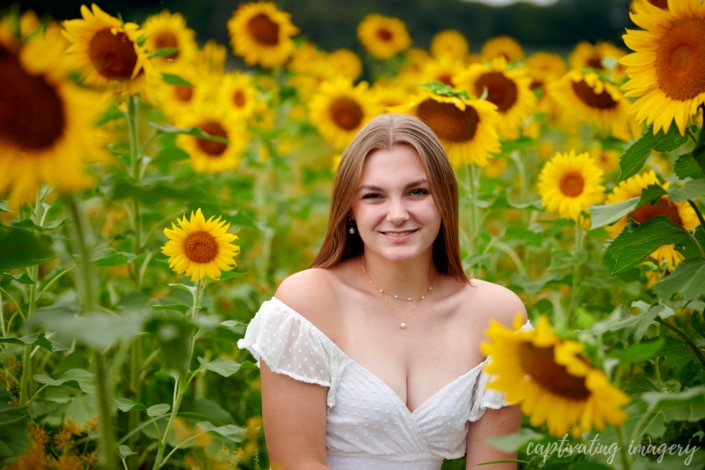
[310,113,466,281]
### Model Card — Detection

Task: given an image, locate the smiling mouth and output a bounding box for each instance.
[381,230,417,237]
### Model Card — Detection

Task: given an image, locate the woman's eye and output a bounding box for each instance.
[410,188,429,196]
[362,193,382,200]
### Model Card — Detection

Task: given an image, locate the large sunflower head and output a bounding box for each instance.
[537,151,606,221]
[62,3,154,95]
[550,69,640,141]
[227,1,299,69]
[162,209,240,282]
[308,78,381,149]
[604,170,699,267]
[175,108,250,174]
[393,90,501,168]
[482,315,629,438]
[621,0,705,135]
[141,10,198,69]
[0,18,104,208]
[430,29,469,61]
[453,56,537,140]
[357,13,411,61]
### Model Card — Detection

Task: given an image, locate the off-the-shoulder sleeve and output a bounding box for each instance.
[468,320,534,422]
[237,298,346,407]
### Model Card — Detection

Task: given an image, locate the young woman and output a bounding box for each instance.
[239,113,527,469]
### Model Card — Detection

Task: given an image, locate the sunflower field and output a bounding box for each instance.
[1,0,705,469]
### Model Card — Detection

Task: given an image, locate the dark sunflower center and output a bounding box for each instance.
[0,46,65,151]
[656,17,705,101]
[376,28,393,42]
[330,97,364,131]
[154,32,179,61]
[474,71,517,112]
[183,231,219,263]
[559,172,585,197]
[247,13,280,46]
[233,89,246,108]
[175,84,193,103]
[437,73,453,86]
[519,343,591,400]
[196,120,228,157]
[571,79,618,110]
[587,56,604,70]
[416,98,479,143]
[631,197,683,226]
[89,28,139,80]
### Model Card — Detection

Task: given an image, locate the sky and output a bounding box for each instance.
[464,0,559,6]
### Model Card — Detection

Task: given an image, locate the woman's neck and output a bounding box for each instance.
[359,254,436,300]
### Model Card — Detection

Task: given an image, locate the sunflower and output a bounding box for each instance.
[604,170,699,267]
[62,3,154,96]
[0,19,104,208]
[308,78,381,149]
[536,151,605,221]
[370,81,413,111]
[357,13,411,60]
[480,35,524,63]
[482,315,629,438]
[152,62,216,120]
[453,56,537,140]
[175,108,249,173]
[326,48,363,81]
[525,52,567,118]
[227,1,299,68]
[550,69,640,141]
[621,0,705,135]
[569,40,627,82]
[430,29,469,61]
[217,71,259,120]
[416,56,465,88]
[141,10,198,69]
[394,91,501,168]
[162,209,240,282]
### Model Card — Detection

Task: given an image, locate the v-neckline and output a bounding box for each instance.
[271,297,487,414]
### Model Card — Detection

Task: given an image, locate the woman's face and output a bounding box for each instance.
[350,144,442,264]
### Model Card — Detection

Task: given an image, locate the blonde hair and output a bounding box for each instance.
[310,113,466,281]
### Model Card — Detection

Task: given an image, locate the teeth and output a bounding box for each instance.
[384,230,414,236]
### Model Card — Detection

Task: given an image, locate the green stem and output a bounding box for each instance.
[67,195,117,470]
[152,279,205,469]
[567,216,585,327]
[463,164,481,261]
[656,316,705,368]
[615,425,632,470]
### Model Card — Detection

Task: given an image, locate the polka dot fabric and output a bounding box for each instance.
[238,298,509,469]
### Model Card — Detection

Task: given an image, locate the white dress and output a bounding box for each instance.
[237,297,509,470]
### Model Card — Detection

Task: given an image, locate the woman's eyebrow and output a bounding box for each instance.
[358,179,428,192]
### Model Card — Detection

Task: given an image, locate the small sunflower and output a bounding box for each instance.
[537,151,605,221]
[175,108,249,174]
[550,69,640,141]
[604,170,699,267]
[453,56,537,140]
[430,29,469,61]
[62,3,154,96]
[357,13,411,60]
[480,35,524,63]
[621,0,705,135]
[569,40,627,82]
[308,78,380,149]
[416,56,465,88]
[370,81,413,111]
[525,52,567,119]
[326,48,363,81]
[0,20,104,208]
[152,62,216,120]
[217,71,259,120]
[482,315,629,438]
[141,10,198,69]
[394,90,501,168]
[162,209,240,282]
[227,1,299,68]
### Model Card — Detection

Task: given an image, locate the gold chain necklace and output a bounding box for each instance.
[360,260,434,329]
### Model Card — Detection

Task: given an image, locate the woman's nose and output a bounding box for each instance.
[386,199,409,223]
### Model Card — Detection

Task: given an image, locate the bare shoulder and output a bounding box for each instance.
[274,268,339,334]
[464,277,527,328]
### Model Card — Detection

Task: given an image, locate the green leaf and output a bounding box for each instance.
[693,126,705,175]
[0,333,66,352]
[33,368,96,394]
[654,257,705,301]
[216,269,249,280]
[619,129,662,182]
[0,227,55,269]
[93,248,137,267]
[668,179,705,203]
[198,357,242,377]
[639,184,668,205]
[674,153,705,180]
[607,216,697,274]
[147,403,171,417]
[612,338,664,366]
[0,387,31,467]
[161,71,192,86]
[152,303,191,314]
[35,311,145,351]
[590,197,639,230]
[642,386,705,424]
[151,48,180,59]
[115,397,147,413]
[149,122,229,144]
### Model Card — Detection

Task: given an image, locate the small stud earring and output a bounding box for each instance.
[348,226,356,235]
